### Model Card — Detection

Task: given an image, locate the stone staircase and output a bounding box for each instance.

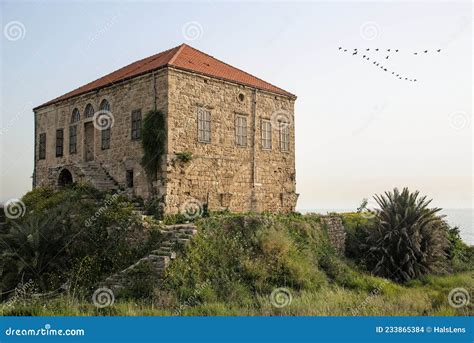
[99,224,198,295]
[76,162,119,191]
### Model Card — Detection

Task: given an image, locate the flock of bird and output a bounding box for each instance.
[338,47,443,82]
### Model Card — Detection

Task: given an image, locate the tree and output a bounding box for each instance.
[364,187,449,282]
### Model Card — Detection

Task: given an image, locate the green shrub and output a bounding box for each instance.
[175,151,193,163]
[363,188,449,282]
[163,215,328,306]
[0,186,162,298]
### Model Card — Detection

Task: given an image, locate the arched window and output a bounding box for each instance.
[100,99,110,112]
[99,99,111,150]
[71,108,80,123]
[85,103,95,118]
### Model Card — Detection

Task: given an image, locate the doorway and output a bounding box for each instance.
[84,122,94,161]
[58,169,73,187]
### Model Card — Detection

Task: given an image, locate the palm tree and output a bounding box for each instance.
[364,188,448,282]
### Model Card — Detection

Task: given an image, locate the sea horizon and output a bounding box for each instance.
[298,208,474,246]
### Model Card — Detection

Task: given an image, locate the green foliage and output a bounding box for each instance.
[175,151,193,163]
[0,186,164,298]
[163,215,328,307]
[141,110,166,182]
[363,188,449,283]
[445,226,474,272]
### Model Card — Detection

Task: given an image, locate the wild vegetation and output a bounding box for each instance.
[1,186,472,316]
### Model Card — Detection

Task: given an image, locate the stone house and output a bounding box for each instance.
[33,44,298,213]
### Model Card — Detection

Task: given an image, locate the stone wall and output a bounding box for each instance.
[321,216,346,255]
[164,68,297,213]
[34,69,169,199]
[34,66,298,213]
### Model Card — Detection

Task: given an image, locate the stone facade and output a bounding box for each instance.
[34,65,297,213]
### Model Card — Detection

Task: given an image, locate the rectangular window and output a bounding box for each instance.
[279,122,290,152]
[235,115,248,147]
[261,120,272,150]
[131,109,141,140]
[69,125,77,154]
[39,133,46,160]
[126,170,134,188]
[197,107,211,143]
[56,129,64,157]
[101,128,110,150]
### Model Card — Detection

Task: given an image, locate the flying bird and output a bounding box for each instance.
[437,49,441,52]
[385,56,389,59]
[344,49,347,52]
[387,49,391,52]
[414,52,418,55]
[338,47,342,50]
[395,49,399,52]
[424,50,428,53]
[353,51,357,55]
[366,48,370,51]
[375,48,379,51]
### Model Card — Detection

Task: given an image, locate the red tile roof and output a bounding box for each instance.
[34,44,295,110]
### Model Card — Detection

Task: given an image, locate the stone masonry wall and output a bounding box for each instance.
[321,216,346,255]
[164,68,297,213]
[34,66,297,214]
[34,69,168,199]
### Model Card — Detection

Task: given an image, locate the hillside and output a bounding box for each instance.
[1,186,473,316]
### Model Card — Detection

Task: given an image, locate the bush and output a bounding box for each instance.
[162,215,328,306]
[0,186,164,298]
[362,188,449,282]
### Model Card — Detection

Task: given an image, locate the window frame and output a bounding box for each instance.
[131,109,142,140]
[56,128,64,157]
[39,133,46,160]
[85,104,95,118]
[101,128,111,150]
[197,107,211,143]
[69,125,77,154]
[279,122,290,152]
[235,115,248,147]
[71,108,80,123]
[261,119,272,150]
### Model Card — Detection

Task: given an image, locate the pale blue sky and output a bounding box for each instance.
[0,0,472,210]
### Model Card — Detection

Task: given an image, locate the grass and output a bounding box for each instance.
[2,213,473,316]
[2,272,472,316]
[2,187,472,316]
